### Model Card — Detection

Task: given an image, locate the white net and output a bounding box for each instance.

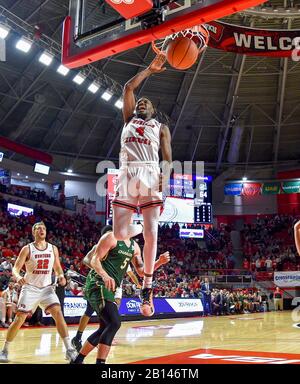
[152,24,209,55]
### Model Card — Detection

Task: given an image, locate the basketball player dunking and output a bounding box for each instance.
[0,222,77,363]
[112,54,172,316]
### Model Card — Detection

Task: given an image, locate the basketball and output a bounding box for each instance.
[166,37,199,70]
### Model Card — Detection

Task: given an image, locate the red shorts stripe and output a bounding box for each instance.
[112,200,138,211]
[140,200,163,210]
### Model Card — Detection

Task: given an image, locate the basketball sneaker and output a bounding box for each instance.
[65,348,78,362]
[0,350,8,363]
[140,288,154,317]
[71,337,82,353]
[0,321,9,328]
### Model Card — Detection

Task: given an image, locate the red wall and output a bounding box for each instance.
[277,170,300,215]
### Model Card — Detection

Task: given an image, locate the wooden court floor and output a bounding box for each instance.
[1,311,300,364]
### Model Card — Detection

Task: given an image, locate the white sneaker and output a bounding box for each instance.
[0,350,9,363]
[65,348,77,362]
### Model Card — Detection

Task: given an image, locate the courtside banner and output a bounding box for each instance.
[274,271,300,287]
[43,296,93,318]
[206,21,300,58]
[119,298,203,316]
[43,297,203,318]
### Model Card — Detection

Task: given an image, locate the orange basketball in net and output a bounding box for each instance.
[166,36,199,70]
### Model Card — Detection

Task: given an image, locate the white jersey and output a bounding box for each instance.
[24,242,55,288]
[120,117,161,166]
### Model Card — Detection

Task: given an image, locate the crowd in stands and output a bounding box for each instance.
[0,183,65,208]
[241,214,300,273]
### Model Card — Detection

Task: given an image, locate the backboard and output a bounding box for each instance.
[62,0,266,69]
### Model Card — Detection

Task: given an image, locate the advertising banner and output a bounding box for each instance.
[179,228,204,239]
[281,181,300,194]
[43,296,92,318]
[45,298,204,318]
[262,182,281,195]
[242,183,261,196]
[224,183,243,196]
[274,271,300,287]
[206,21,300,58]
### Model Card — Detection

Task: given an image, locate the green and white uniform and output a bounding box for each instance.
[84,240,135,314]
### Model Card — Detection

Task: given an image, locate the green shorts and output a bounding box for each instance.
[84,282,115,315]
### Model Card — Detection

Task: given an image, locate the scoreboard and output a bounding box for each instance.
[106,170,213,224]
[171,174,212,224]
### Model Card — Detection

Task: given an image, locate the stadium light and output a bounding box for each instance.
[67,169,73,173]
[88,81,100,94]
[115,99,123,109]
[0,24,10,39]
[242,177,247,181]
[101,90,113,101]
[73,73,86,85]
[57,64,70,76]
[16,37,32,53]
[39,51,54,66]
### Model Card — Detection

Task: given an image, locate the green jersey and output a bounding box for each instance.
[84,239,135,312]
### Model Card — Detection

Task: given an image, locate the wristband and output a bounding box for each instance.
[58,274,64,279]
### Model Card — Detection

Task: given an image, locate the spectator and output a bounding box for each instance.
[201,277,212,316]
[0,270,11,291]
[273,287,283,311]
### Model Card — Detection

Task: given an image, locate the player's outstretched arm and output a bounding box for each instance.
[53,245,66,286]
[131,242,170,277]
[91,233,118,291]
[12,246,29,285]
[123,54,166,123]
[294,220,300,256]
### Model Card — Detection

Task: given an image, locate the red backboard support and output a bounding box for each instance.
[62,0,266,69]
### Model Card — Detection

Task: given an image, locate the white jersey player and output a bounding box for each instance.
[0,221,77,363]
[112,54,172,317]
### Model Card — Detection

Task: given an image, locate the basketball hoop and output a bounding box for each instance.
[151,24,209,56]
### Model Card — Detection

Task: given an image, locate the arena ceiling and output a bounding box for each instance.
[0,0,300,178]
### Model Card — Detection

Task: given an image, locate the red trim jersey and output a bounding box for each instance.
[120,117,161,166]
[24,243,55,288]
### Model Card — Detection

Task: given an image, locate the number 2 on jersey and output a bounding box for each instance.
[37,259,49,270]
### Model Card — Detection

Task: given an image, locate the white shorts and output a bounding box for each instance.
[17,284,60,314]
[112,164,163,211]
[114,287,123,300]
